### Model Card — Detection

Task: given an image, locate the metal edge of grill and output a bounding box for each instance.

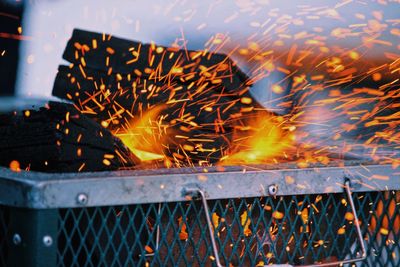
[0,162,399,209]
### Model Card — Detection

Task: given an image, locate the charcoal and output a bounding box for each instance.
[0,102,137,172]
[52,30,274,165]
[61,29,248,92]
[53,64,263,127]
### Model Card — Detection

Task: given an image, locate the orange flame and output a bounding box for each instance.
[220,114,295,165]
[115,106,167,162]
[116,106,295,166]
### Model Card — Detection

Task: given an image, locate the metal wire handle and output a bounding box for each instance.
[143,203,161,257]
[185,180,367,267]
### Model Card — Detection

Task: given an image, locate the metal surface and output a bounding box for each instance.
[7,208,58,267]
[0,160,398,266]
[76,193,88,206]
[12,234,21,245]
[0,97,66,112]
[0,163,399,209]
[142,203,161,257]
[0,190,398,266]
[188,180,367,267]
[268,184,278,196]
[42,235,53,247]
[287,180,367,267]
[186,189,224,267]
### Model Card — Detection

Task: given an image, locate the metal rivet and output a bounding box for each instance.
[76,193,88,205]
[12,233,21,245]
[43,235,53,247]
[268,184,278,196]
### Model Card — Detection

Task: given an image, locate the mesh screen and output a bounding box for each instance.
[0,192,398,266]
[56,191,399,267]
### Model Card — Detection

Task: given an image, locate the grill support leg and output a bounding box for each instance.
[7,208,58,267]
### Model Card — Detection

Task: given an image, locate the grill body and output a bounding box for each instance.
[0,163,398,266]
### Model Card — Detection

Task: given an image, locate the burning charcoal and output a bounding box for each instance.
[52,29,279,166]
[0,102,137,172]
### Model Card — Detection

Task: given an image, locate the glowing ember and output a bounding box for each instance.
[9,160,21,172]
[240,210,252,237]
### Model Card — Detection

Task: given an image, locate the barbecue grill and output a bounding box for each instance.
[1,2,399,266]
[0,162,398,266]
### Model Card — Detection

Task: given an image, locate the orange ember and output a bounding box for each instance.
[9,160,21,172]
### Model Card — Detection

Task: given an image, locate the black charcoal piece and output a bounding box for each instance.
[0,102,137,172]
[61,29,248,91]
[52,29,278,165]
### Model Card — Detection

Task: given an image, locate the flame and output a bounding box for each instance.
[65,5,400,169]
[220,114,295,165]
[115,105,167,162]
[117,106,296,166]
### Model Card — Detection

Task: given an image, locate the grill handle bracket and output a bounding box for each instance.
[185,180,367,267]
[185,189,223,267]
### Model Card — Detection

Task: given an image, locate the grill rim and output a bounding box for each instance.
[0,162,399,209]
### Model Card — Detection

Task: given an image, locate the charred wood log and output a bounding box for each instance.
[0,102,137,172]
[52,29,274,165]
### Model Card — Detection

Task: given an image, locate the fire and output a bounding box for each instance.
[116,105,296,166]
[54,2,399,170]
[115,105,167,163]
[220,114,295,165]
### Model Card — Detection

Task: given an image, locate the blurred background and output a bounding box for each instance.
[0,0,398,111]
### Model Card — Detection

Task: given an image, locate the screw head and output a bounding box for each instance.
[76,193,88,205]
[268,184,278,196]
[12,233,21,245]
[43,235,53,247]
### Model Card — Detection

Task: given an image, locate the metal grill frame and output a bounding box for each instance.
[0,162,399,267]
[0,162,399,209]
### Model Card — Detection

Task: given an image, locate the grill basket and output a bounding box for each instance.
[0,163,398,267]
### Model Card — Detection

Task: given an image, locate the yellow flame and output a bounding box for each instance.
[221,114,295,165]
[116,105,166,162]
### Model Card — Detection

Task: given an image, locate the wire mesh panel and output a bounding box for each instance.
[364,191,400,267]
[55,191,399,267]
